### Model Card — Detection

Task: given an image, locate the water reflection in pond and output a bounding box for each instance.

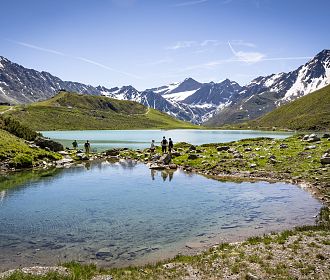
[0,160,321,271]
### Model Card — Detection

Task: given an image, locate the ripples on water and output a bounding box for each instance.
[0,160,320,270]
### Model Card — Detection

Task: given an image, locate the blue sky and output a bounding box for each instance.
[1,0,329,90]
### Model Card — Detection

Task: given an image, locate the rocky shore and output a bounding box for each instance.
[0,133,329,279]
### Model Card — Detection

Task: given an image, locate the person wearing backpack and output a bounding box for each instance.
[161,136,168,153]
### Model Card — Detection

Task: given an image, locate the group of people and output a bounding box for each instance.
[72,140,90,155]
[150,136,174,154]
[72,136,173,156]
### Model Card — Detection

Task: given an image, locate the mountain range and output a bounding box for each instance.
[1,49,329,125]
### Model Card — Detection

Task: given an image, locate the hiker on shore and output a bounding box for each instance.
[72,140,78,150]
[168,138,173,153]
[84,140,90,155]
[150,139,155,154]
[161,136,168,153]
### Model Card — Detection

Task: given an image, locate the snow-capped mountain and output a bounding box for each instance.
[206,49,330,126]
[0,49,329,125]
[0,56,100,104]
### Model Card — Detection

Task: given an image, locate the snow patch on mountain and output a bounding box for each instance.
[163,89,198,102]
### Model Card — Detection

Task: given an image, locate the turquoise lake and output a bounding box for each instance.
[41,129,293,151]
[0,160,321,270]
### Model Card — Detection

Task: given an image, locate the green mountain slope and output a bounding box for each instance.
[4,91,197,130]
[250,84,330,131]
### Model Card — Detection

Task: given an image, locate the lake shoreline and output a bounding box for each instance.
[0,134,329,279]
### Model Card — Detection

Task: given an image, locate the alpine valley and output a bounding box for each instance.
[0,49,329,125]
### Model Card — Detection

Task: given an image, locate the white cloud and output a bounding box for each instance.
[166,41,197,50]
[172,0,208,7]
[228,42,265,63]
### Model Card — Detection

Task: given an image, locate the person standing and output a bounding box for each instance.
[150,139,155,154]
[161,136,168,153]
[72,140,78,150]
[84,140,90,155]
[168,138,173,153]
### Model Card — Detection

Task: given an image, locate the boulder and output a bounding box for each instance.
[322,133,330,138]
[160,153,171,165]
[305,145,316,150]
[305,133,321,142]
[188,154,198,160]
[76,153,89,160]
[149,164,165,170]
[216,146,230,152]
[105,149,120,156]
[171,151,181,157]
[321,153,330,164]
[169,164,177,169]
[279,144,288,149]
[244,147,252,152]
[34,137,64,152]
[189,145,196,151]
[233,152,243,159]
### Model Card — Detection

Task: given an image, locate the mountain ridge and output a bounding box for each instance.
[1,49,329,125]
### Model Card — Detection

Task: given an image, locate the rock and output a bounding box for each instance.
[0,266,70,278]
[227,148,236,153]
[322,133,330,138]
[304,133,321,142]
[149,164,165,170]
[56,157,73,165]
[151,154,161,161]
[188,154,198,160]
[96,248,113,258]
[246,272,260,280]
[279,144,288,149]
[105,149,120,156]
[321,153,330,164]
[216,146,230,151]
[76,153,89,160]
[269,155,276,160]
[34,137,64,152]
[233,153,243,159]
[169,164,177,169]
[305,145,316,150]
[171,151,181,157]
[244,147,252,152]
[189,145,196,151]
[91,276,113,280]
[58,151,69,155]
[250,163,257,168]
[28,144,39,149]
[160,153,171,164]
[255,147,261,151]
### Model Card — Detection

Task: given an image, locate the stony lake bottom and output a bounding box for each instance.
[0,160,321,271]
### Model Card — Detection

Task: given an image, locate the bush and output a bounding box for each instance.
[0,116,39,141]
[12,154,34,168]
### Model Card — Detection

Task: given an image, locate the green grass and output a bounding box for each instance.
[0,129,61,168]
[250,84,330,131]
[3,91,197,130]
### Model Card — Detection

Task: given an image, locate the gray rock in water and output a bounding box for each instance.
[160,153,171,164]
[96,248,113,259]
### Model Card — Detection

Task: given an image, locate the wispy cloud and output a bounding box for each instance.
[166,39,256,50]
[172,0,208,7]
[7,39,65,56]
[166,41,197,50]
[142,58,173,66]
[7,39,141,79]
[228,42,265,63]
